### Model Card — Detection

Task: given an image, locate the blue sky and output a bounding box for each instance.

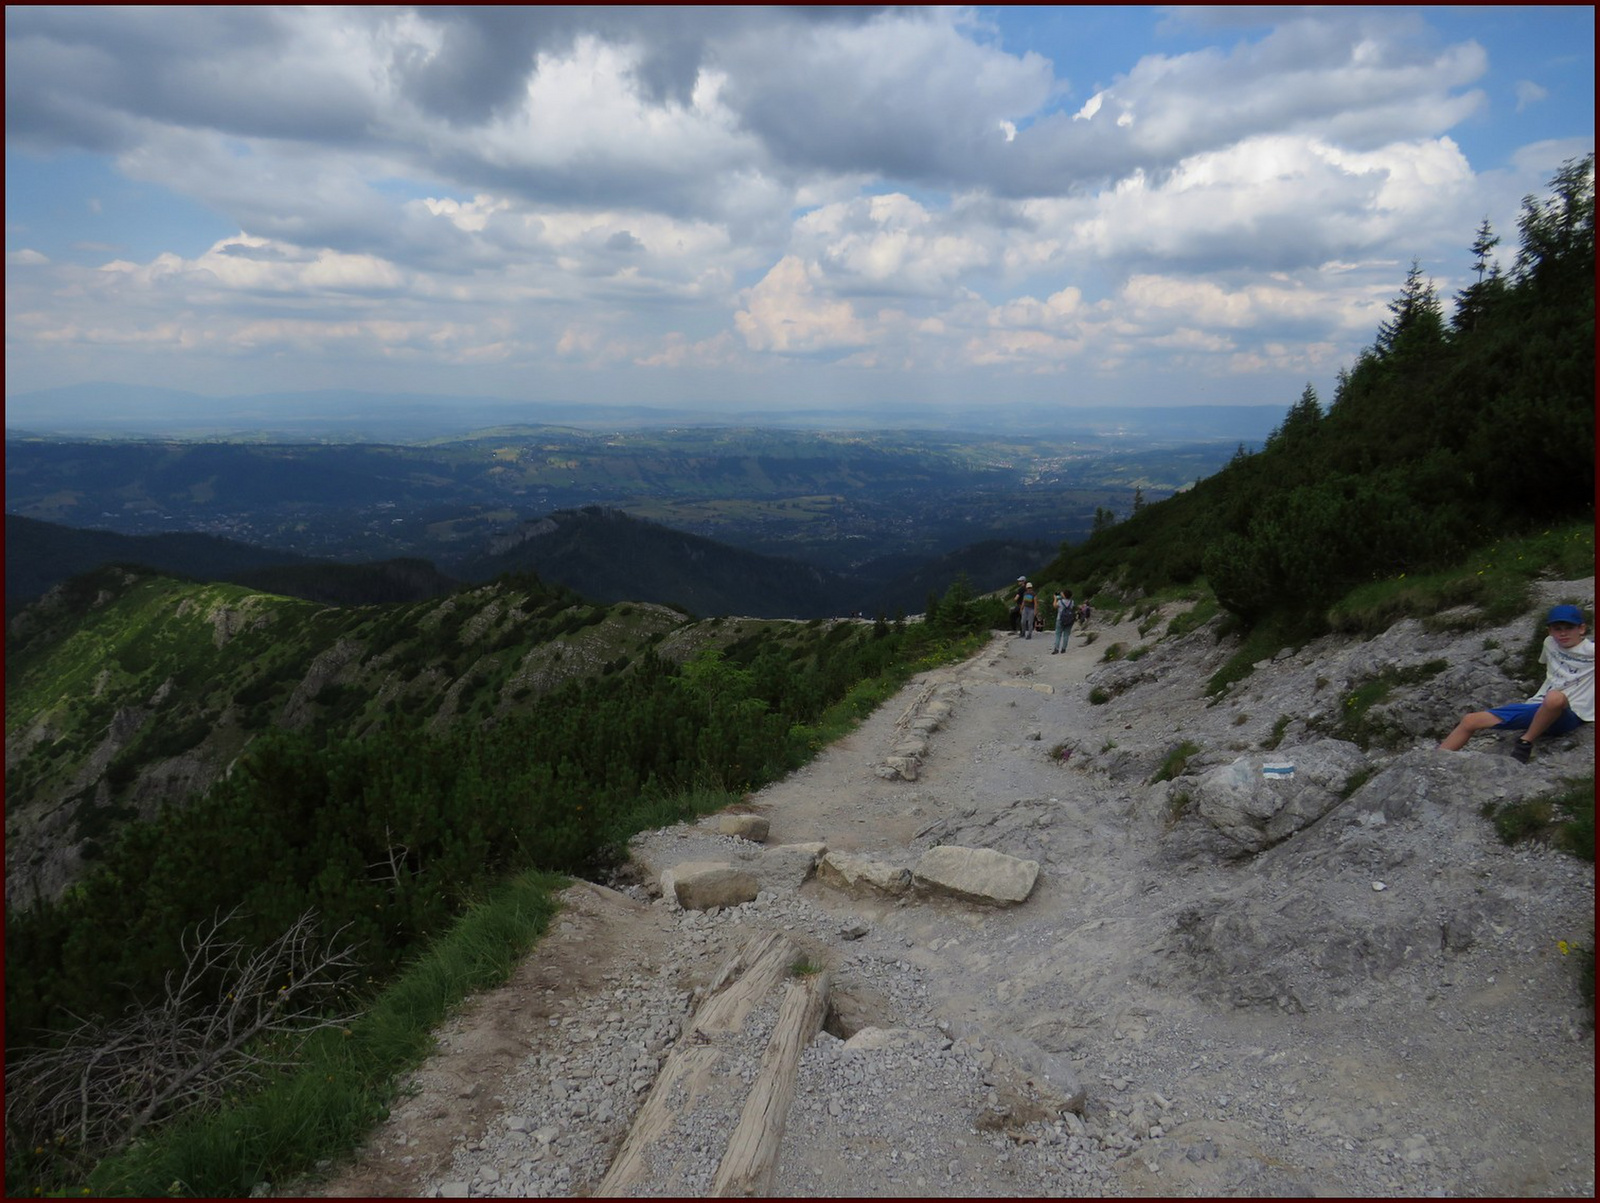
[5,6,1594,415]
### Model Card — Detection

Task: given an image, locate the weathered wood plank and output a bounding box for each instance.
[710,970,830,1197]
[595,932,800,1196]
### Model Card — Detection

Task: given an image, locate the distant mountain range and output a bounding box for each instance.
[8,508,1061,622]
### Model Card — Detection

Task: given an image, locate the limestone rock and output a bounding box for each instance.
[816,851,912,896]
[880,755,920,781]
[714,813,770,842]
[912,845,1039,905]
[754,842,826,889]
[664,862,759,911]
[1191,739,1369,854]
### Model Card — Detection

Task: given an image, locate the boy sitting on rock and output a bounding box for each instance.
[1439,604,1594,762]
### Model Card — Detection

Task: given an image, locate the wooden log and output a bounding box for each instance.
[593,1043,721,1196]
[594,932,799,1196]
[710,969,830,1198]
[689,931,796,1036]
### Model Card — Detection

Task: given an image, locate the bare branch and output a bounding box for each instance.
[5,909,364,1159]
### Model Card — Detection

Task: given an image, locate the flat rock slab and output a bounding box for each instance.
[913,845,1039,906]
[816,851,912,896]
[714,813,771,842]
[663,861,760,911]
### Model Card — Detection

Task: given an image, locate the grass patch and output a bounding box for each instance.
[1205,617,1311,697]
[1088,686,1111,706]
[789,957,825,978]
[1165,594,1220,640]
[1478,774,1594,861]
[1331,660,1448,750]
[1101,642,1126,662]
[1264,715,1292,750]
[1149,740,1201,785]
[1326,522,1594,636]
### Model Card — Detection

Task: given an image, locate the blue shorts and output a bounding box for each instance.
[1488,703,1586,738]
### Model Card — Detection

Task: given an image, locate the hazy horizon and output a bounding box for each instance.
[3,380,1290,442]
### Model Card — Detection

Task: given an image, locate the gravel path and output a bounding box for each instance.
[305,599,1595,1198]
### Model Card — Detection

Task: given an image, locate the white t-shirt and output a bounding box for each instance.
[1530,635,1595,722]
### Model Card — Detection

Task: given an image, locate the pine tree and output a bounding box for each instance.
[1375,260,1445,358]
[1452,219,1503,335]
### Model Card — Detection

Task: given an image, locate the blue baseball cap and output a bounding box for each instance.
[1546,604,1585,625]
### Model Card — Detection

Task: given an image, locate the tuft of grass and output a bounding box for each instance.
[1330,660,1448,750]
[1149,740,1201,785]
[1326,523,1594,636]
[1264,715,1292,750]
[1101,642,1126,662]
[1166,789,1193,828]
[1575,934,1595,1022]
[1166,595,1220,641]
[789,956,825,978]
[1088,686,1111,706]
[1206,616,1316,697]
[1480,774,1594,861]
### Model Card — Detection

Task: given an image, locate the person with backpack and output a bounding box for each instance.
[1052,590,1076,653]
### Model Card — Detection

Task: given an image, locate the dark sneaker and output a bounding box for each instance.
[1510,738,1533,764]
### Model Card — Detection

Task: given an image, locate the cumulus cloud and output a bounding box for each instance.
[4,6,1591,404]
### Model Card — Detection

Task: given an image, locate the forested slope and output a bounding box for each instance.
[1043,155,1595,627]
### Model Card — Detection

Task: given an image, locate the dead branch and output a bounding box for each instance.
[6,908,364,1159]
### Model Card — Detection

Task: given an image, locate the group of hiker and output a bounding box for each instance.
[1008,576,1090,654]
[1003,572,1591,761]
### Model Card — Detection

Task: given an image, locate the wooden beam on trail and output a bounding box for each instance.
[690,931,796,1035]
[710,969,831,1197]
[594,932,801,1197]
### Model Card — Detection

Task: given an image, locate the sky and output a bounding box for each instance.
[5,5,1594,416]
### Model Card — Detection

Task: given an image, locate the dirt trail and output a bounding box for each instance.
[305,608,1595,1198]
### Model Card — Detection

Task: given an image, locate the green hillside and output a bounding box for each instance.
[4,562,991,1041]
[1041,155,1595,630]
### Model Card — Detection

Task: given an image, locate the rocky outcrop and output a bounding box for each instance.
[1188,739,1369,855]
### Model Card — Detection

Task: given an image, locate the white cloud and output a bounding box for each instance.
[3,7,1591,405]
[734,256,872,354]
[1514,80,1549,113]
